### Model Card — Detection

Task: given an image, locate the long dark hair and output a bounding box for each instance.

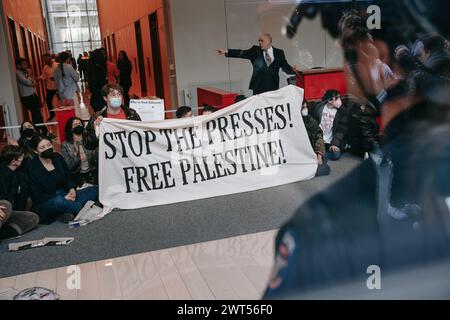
[117,50,131,70]
[19,120,36,135]
[30,135,51,151]
[0,145,24,164]
[64,116,84,143]
[118,50,130,62]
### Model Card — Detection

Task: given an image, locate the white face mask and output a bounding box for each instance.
[301,108,309,116]
[109,97,122,108]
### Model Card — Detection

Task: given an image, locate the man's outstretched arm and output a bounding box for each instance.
[216,47,256,60]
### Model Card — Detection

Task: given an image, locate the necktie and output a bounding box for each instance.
[264,50,272,66]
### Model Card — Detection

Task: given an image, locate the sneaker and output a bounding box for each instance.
[56,213,75,224]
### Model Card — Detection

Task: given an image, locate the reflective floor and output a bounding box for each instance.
[0,230,276,300]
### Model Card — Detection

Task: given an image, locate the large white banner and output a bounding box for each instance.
[99,85,317,209]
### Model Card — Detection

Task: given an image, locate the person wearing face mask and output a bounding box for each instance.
[85,84,141,151]
[61,117,97,186]
[26,135,98,224]
[301,100,330,177]
[17,121,40,161]
[312,89,348,161]
[0,146,39,241]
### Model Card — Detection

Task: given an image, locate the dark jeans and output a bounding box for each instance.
[0,200,39,240]
[46,89,58,119]
[21,94,48,134]
[325,143,342,161]
[36,186,98,224]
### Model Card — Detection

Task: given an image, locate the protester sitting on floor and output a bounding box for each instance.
[312,89,348,161]
[0,200,39,241]
[202,105,217,115]
[0,145,31,211]
[85,83,141,151]
[0,146,39,240]
[61,117,97,186]
[27,135,98,224]
[176,106,193,119]
[18,121,38,160]
[301,100,330,177]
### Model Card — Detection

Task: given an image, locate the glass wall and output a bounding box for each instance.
[43,0,101,57]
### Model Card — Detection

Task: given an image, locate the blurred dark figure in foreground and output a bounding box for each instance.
[265,0,450,299]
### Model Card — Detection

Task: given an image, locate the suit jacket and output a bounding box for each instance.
[226,46,295,94]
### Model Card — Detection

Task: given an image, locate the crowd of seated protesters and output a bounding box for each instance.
[1,68,390,241]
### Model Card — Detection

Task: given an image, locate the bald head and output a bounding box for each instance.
[258,33,273,50]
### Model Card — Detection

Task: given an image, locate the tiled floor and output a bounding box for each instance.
[0,230,277,300]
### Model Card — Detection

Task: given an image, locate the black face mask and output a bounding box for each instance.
[23,128,35,138]
[73,125,84,135]
[40,148,54,159]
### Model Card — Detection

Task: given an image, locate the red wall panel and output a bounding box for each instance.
[3,0,47,39]
[96,0,174,108]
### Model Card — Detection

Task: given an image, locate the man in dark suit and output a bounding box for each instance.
[217,33,297,95]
